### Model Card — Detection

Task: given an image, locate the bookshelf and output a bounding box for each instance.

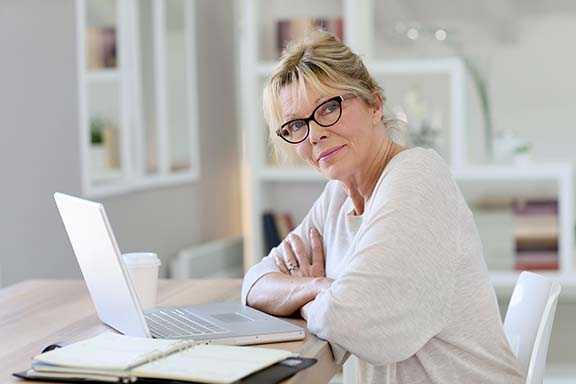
[76,0,200,198]
[456,164,574,287]
[237,0,576,290]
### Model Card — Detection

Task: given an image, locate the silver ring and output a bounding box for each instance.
[287,264,299,273]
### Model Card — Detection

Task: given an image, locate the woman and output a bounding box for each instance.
[241,31,524,384]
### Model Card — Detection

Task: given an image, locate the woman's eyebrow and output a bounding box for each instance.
[285,95,329,120]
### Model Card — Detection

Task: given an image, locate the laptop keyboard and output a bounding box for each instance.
[145,308,229,339]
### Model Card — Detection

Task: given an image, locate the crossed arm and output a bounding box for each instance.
[245,227,333,318]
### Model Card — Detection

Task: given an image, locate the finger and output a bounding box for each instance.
[289,233,309,266]
[282,240,299,270]
[274,253,290,274]
[310,227,325,268]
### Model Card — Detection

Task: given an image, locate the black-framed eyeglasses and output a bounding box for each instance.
[276,93,356,144]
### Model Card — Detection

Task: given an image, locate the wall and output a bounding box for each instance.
[0,0,241,286]
[371,12,576,169]
[489,14,576,164]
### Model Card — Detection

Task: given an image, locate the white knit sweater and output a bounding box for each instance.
[242,147,525,384]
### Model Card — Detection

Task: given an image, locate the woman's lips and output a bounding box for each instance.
[318,145,346,162]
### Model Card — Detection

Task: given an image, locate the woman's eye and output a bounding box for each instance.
[288,120,306,132]
[319,101,338,115]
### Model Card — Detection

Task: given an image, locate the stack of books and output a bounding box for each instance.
[86,26,117,70]
[276,17,344,58]
[472,197,560,272]
[513,199,559,271]
[262,210,295,255]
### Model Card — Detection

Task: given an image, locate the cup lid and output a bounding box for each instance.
[122,252,161,267]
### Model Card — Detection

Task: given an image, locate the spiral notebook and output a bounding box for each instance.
[17,332,298,384]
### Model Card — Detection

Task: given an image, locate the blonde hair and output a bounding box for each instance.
[262,30,401,165]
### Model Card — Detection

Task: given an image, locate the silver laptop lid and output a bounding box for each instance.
[54,192,151,337]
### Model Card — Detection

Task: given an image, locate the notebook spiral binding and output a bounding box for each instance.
[124,340,198,382]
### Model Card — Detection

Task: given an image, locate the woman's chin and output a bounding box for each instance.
[318,163,348,181]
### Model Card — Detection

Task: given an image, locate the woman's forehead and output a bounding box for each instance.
[279,83,335,119]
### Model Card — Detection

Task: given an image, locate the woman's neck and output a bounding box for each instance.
[344,139,403,216]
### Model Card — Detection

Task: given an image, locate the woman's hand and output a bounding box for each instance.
[275,227,325,278]
[300,276,333,321]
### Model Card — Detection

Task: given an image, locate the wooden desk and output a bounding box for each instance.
[0,279,338,383]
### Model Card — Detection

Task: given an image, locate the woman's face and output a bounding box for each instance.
[279,84,383,181]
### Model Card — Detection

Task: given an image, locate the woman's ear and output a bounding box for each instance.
[371,93,384,125]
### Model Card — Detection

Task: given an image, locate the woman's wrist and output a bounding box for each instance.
[312,277,333,296]
[301,278,332,321]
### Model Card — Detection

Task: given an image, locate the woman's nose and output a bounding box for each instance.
[308,121,328,144]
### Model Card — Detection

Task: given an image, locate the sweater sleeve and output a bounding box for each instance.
[306,157,458,366]
[241,181,333,305]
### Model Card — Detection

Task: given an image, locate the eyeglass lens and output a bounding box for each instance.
[280,98,342,143]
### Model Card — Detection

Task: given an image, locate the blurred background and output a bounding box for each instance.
[1,0,575,382]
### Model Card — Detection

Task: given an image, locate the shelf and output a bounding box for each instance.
[366,57,466,75]
[86,171,200,199]
[91,168,123,182]
[454,163,573,182]
[257,56,467,77]
[257,164,573,182]
[85,69,120,82]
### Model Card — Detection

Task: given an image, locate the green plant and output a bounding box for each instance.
[90,116,106,145]
[514,142,532,154]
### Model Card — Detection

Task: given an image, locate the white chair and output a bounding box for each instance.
[503,271,562,384]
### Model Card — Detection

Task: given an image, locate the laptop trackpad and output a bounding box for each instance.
[211,312,254,323]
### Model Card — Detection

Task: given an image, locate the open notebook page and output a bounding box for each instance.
[33,332,185,372]
[133,344,293,384]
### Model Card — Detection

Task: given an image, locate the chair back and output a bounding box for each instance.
[503,271,561,384]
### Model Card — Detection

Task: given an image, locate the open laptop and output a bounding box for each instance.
[53,192,304,345]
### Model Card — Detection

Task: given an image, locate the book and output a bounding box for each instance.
[276,17,344,57]
[515,241,558,253]
[19,332,294,384]
[515,251,559,271]
[263,211,282,255]
[514,261,559,271]
[86,27,117,70]
[512,199,558,215]
[273,212,290,240]
[283,212,295,233]
[273,212,295,240]
[514,215,558,243]
[510,198,560,271]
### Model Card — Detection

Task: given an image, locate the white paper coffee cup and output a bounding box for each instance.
[122,252,161,310]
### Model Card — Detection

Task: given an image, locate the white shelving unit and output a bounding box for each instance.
[76,0,201,198]
[237,0,575,290]
[455,164,574,287]
[257,164,575,290]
